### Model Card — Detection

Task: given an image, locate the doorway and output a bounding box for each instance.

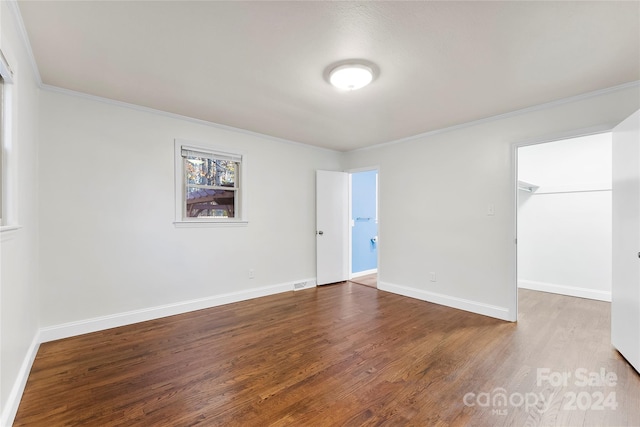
[349,168,378,288]
[516,132,612,303]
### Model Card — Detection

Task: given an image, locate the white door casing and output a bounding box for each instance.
[316,170,349,285]
[612,109,640,373]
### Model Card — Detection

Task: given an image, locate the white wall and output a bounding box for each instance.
[0,1,41,424]
[518,134,612,301]
[1,3,638,421]
[37,90,342,331]
[343,85,640,321]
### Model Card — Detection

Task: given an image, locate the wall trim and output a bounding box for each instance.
[7,1,323,154]
[14,0,637,160]
[1,331,40,427]
[2,279,315,426]
[350,81,640,153]
[39,279,315,343]
[39,80,640,155]
[518,279,611,302]
[378,281,512,321]
[40,84,338,154]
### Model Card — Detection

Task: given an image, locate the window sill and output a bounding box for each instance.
[1,224,23,241]
[173,220,248,228]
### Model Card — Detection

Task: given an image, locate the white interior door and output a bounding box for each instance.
[612,109,640,373]
[316,170,349,285]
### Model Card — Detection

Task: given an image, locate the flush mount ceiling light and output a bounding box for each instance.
[329,64,374,91]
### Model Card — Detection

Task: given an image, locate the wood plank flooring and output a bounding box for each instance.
[13,284,640,426]
[349,273,377,288]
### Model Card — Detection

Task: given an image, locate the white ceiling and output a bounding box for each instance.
[17,1,640,151]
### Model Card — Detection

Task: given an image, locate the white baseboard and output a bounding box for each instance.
[2,279,317,427]
[1,331,40,427]
[39,278,316,343]
[351,268,377,278]
[378,281,512,321]
[518,279,611,302]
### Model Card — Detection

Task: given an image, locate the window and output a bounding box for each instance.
[0,48,14,229]
[0,75,4,224]
[174,139,245,226]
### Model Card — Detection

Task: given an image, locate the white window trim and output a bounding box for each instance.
[173,138,247,227]
[0,47,18,233]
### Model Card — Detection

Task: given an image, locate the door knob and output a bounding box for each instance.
[318,231,324,235]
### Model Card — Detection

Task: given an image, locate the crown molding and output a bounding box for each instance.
[9,0,639,154]
[44,80,639,156]
[41,84,339,154]
[350,80,640,153]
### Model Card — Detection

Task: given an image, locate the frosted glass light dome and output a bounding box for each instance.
[329,64,373,90]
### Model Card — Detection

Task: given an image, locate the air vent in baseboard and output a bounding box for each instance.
[293,281,308,291]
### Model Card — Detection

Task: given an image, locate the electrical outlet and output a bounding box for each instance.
[487,203,495,216]
[248,269,255,279]
[429,272,436,282]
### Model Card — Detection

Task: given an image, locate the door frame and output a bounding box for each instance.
[510,125,613,321]
[347,166,380,281]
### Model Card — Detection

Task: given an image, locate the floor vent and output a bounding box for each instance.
[293,281,308,291]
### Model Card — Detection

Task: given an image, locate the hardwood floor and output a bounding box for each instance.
[349,273,377,288]
[14,285,640,426]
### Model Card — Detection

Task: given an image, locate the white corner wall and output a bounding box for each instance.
[37,89,342,333]
[0,1,41,425]
[343,84,640,321]
[518,134,612,301]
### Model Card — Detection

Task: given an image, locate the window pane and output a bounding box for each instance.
[185,157,236,187]
[0,76,3,223]
[186,187,236,218]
